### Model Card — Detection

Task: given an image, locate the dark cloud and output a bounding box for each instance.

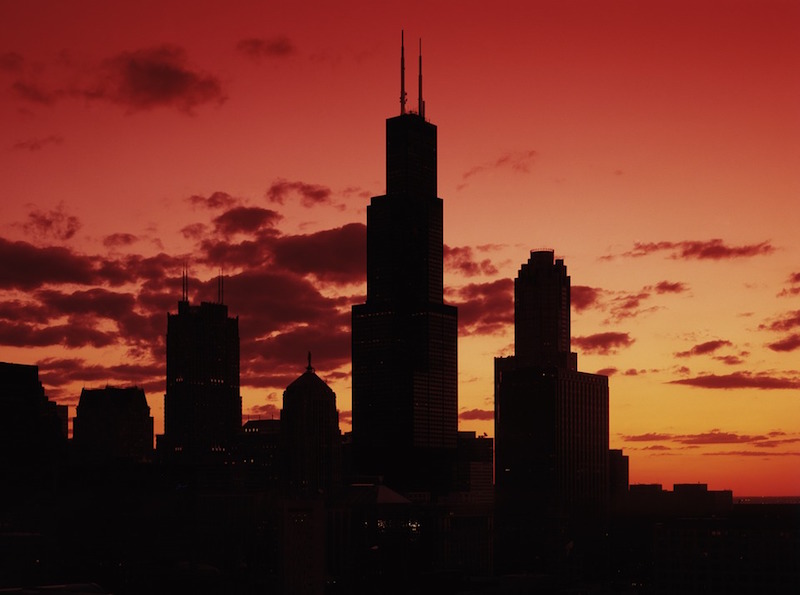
[611,239,775,260]
[181,223,207,239]
[443,245,498,277]
[461,150,537,181]
[212,206,283,236]
[267,179,332,207]
[338,410,352,426]
[459,408,494,421]
[653,281,689,294]
[623,433,674,442]
[103,233,138,248]
[767,334,800,353]
[12,134,64,151]
[447,278,513,336]
[237,37,295,59]
[245,403,281,419]
[187,191,240,210]
[0,320,116,348]
[596,367,617,376]
[714,354,745,365]
[86,45,225,113]
[623,369,645,376]
[0,238,95,290]
[22,203,81,240]
[571,286,602,312]
[675,339,732,358]
[572,332,635,355]
[270,223,365,284]
[12,80,58,105]
[669,371,800,390]
[760,310,800,333]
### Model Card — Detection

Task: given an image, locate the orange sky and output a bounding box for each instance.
[2,0,799,496]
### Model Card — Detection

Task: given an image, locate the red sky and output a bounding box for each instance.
[2,0,799,496]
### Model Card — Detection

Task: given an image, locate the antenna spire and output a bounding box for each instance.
[182,265,188,302]
[418,38,424,119]
[400,30,407,115]
[307,351,314,373]
[217,269,224,304]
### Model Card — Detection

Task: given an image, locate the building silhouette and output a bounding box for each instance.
[351,35,458,497]
[73,386,154,464]
[281,354,342,495]
[0,361,66,491]
[159,274,241,462]
[494,250,609,572]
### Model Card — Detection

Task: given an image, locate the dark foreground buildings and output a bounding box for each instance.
[351,37,458,497]
[73,386,154,464]
[494,250,609,572]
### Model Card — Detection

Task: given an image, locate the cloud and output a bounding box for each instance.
[237,37,295,59]
[760,310,800,333]
[572,332,634,355]
[596,367,617,376]
[270,223,365,284]
[12,134,64,151]
[571,286,603,312]
[0,238,95,290]
[653,281,688,294]
[21,203,81,241]
[447,278,513,336]
[714,354,745,365]
[675,339,732,358]
[669,371,800,390]
[267,179,332,207]
[187,191,240,210]
[623,433,675,442]
[609,239,775,261]
[86,45,225,113]
[212,206,283,236]
[461,150,537,181]
[103,233,138,248]
[245,403,281,419]
[459,408,494,421]
[444,245,498,277]
[767,334,800,353]
[12,80,58,105]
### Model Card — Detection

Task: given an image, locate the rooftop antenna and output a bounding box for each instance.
[418,38,424,119]
[306,351,314,373]
[400,30,407,115]
[217,269,224,304]
[181,265,188,302]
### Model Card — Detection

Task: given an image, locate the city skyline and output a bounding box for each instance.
[2,0,799,496]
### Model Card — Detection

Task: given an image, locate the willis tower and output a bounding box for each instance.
[352,34,458,497]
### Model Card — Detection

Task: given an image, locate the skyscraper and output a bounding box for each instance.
[281,354,342,495]
[495,251,609,570]
[160,274,241,462]
[351,35,458,496]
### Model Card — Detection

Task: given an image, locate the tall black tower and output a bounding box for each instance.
[161,274,241,463]
[351,34,458,496]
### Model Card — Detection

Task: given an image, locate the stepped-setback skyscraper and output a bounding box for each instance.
[495,251,609,570]
[352,35,458,495]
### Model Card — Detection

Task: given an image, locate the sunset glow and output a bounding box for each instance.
[2,0,799,496]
